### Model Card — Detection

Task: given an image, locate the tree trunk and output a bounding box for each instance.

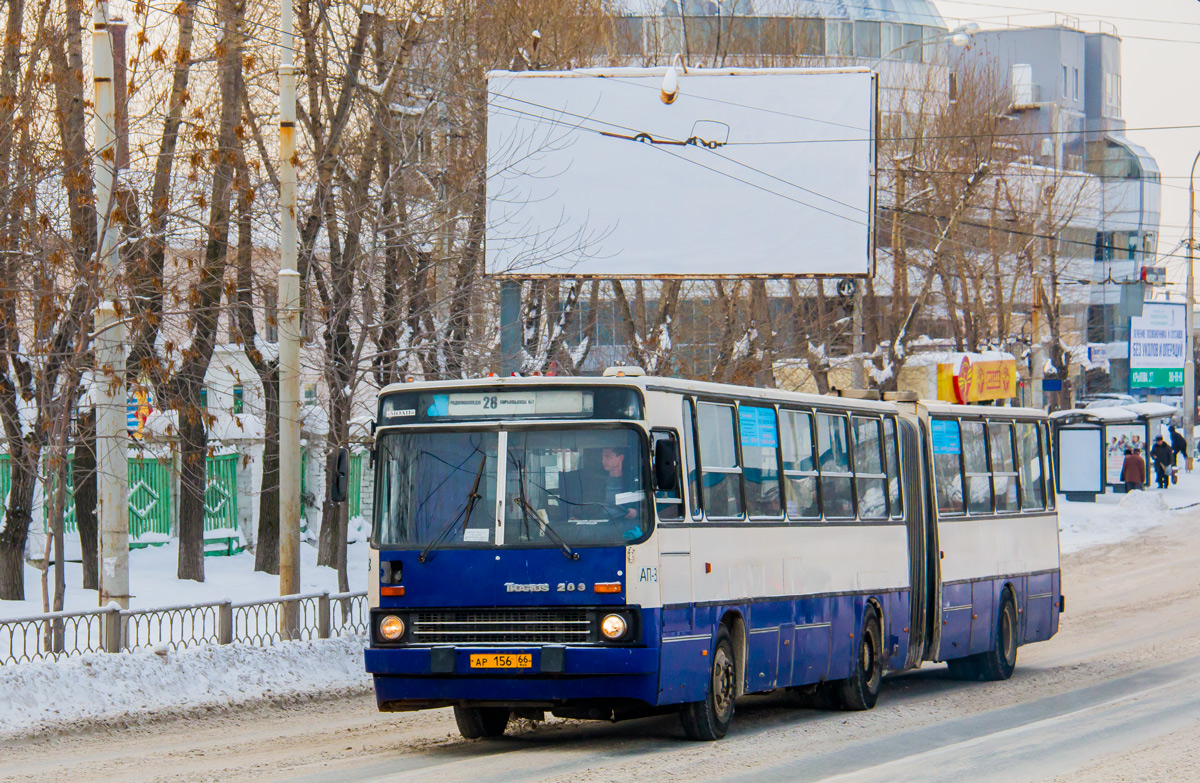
[173,0,244,581]
[128,0,198,375]
[0,447,39,600]
[254,380,280,574]
[176,403,206,581]
[74,410,98,590]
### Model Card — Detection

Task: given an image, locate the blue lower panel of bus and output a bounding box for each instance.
[365,645,659,677]
[658,590,912,705]
[372,673,660,706]
[937,570,1061,662]
[368,647,660,706]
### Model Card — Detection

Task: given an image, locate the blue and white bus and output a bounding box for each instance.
[364,371,1061,740]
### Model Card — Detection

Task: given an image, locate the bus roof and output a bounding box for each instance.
[378,376,1048,419]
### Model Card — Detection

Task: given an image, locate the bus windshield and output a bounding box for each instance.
[374,427,650,549]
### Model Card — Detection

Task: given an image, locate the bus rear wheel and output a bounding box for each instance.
[947,589,1018,681]
[453,705,511,739]
[680,627,737,741]
[838,605,883,711]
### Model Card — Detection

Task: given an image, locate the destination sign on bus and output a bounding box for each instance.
[427,390,593,418]
[378,386,645,424]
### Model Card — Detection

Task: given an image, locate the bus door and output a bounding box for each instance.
[652,429,691,607]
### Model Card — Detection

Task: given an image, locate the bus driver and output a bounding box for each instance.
[600,447,639,519]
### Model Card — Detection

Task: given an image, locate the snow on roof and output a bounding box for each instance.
[903,350,1017,367]
[1051,402,1175,423]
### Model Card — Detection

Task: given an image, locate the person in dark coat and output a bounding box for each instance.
[1120,447,1145,493]
[1169,424,1187,474]
[1150,436,1175,489]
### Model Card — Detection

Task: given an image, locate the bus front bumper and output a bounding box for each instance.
[365,645,660,707]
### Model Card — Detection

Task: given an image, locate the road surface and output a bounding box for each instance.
[5,512,1200,783]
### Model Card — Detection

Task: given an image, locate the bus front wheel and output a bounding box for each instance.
[453,705,511,739]
[680,627,737,741]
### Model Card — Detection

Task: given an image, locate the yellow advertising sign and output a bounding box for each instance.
[936,355,1017,403]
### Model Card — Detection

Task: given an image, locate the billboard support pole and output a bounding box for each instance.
[500,281,521,375]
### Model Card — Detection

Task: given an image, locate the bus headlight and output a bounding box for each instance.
[600,613,628,640]
[379,615,406,641]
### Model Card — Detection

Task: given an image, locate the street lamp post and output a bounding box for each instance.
[1185,150,1199,470]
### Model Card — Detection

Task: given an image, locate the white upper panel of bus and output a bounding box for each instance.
[378,376,1046,420]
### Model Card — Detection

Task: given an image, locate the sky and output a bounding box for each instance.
[934,0,1200,288]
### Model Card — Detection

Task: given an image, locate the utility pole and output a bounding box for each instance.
[278,0,301,636]
[851,283,864,388]
[1031,276,1044,410]
[93,0,129,612]
[1185,150,1199,470]
[278,271,301,633]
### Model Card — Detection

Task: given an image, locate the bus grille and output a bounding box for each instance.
[411,608,592,645]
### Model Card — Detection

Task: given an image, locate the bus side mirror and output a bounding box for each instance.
[331,447,350,504]
[654,440,679,492]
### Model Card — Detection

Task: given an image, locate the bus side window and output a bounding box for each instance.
[989,421,1020,513]
[781,410,820,520]
[961,420,992,514]
[816,413,855,519]
[697,402,745,519]
[652,430,684,521]
[931,418,965,515]
[1017,421,1045,511]
[740,405,782,519]
[883,417,903,519]
[851,416,888,520]
[683,400,702,520]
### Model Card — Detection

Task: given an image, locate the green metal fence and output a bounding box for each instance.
[203,454,239,532]
[128,455,172,541]
[203,453,240,556]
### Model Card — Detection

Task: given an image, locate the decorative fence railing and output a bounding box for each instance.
[0,590,368,666]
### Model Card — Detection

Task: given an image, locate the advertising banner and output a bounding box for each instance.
[1129,302,1186,388]
[935,354,1018,404]
[1104,424,1148,485]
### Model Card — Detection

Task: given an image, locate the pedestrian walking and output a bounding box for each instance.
[1150,436,1174,489]
[1120,447,1145,493]
[1169,424,1187,481]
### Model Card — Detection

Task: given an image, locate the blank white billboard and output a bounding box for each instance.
[486,67,876,278]
[1057,428,1102,494]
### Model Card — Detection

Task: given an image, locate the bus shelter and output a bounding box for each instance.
[1050,403,1176,500]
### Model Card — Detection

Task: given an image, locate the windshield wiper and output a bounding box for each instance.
[419,453,486,563]
[513,459,578,561]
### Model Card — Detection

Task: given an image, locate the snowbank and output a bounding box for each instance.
[1058,470,1200,554]
[0,635,371,739]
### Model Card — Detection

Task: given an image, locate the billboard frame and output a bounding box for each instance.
[485,66,878,281]
[1128,300,1186,391]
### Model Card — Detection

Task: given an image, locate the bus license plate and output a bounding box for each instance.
[469,653,533,669]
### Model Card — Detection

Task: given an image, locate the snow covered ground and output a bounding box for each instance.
[0,635,371,739]
[1057,469,1200,553]
[3,477,1200,740]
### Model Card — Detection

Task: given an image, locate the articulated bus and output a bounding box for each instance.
[364,371,1062,740]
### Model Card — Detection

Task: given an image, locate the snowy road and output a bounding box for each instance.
[6,511,1200,783]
